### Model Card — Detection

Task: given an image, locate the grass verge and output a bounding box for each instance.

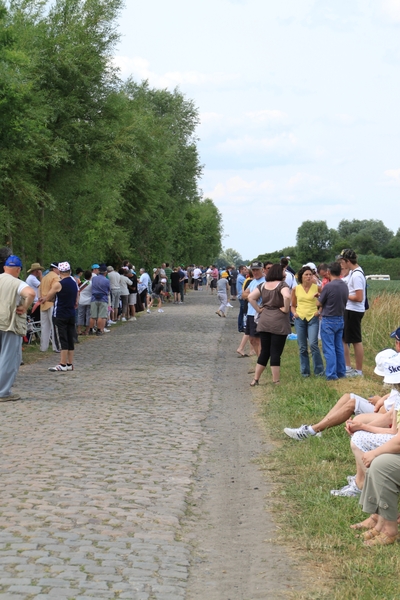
[256,293,400,599]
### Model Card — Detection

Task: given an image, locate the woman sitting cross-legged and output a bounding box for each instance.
[349,358,400,546]
[247,263,291,386]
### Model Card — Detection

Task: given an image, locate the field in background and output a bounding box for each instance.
[258,292,400,599]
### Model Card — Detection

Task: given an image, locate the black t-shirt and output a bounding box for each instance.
[154,282,164,295]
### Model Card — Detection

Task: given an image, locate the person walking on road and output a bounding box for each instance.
[216,274,229,317]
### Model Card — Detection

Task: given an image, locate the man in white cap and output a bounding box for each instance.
[41,261,78,372]
[0,255,35,401]
[284,330,400,442]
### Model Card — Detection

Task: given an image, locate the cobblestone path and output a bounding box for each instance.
[0,293,300,599]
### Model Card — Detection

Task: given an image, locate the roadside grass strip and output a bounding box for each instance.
[258,291,400,599]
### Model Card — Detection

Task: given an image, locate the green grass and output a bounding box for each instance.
[256,300,400,599]
[367,280,400,295]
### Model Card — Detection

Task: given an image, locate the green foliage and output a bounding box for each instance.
[296,220,337,263]
[216,247,243,268]
[0,0,222,270]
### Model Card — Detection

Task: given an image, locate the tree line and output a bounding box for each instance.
[0,0,222,271]
[257,219,400,278]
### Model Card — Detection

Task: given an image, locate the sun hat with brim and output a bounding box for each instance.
[58,261,71,272]
[374,349,398,376]
[383,356,400,384]
[303,262,317,272]
[27,262,44,273]
[5,255,23,268]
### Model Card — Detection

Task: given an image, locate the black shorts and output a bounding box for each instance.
[245,315,259,338]
[210,279,217,289]
[343,310,364,344]
[53,316,76,351]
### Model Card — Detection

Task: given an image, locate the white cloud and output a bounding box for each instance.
[245,110,289,124]
[384,168,400,183]
[216,133,298,157]
[381,0,400,23]
[113,56,239,89]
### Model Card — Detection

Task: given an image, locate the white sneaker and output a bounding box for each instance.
[131,317,137,321]
[283,425,321,440]
[346,368,363,377]
[104,328,110,333]
[147,309,151,313]
[121,317,127,322]
[107,320,116,326]
[227,303,233,308]
[158,309,164,313]
[330,481,362,497]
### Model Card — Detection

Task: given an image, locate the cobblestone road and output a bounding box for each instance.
[0,292,300,599]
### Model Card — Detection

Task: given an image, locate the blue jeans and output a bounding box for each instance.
[294,316,324,376]
[238,299,245,332]
[320,316,346,380]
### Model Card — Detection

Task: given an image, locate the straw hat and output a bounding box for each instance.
[27,262,44,273]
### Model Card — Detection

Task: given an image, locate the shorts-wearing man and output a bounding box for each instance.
[242,261,265,356]
[0,255,35,400]
[338,248,366,376]
[89,264,110,336]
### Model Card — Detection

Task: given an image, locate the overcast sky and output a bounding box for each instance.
[115,0,400,260]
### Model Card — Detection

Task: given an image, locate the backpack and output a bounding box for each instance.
[352,268,369,311]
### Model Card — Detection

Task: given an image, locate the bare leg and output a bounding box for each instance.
[237,333,250,354]
[271,366,280,383]
[67,350,74,365]
[249,336,261,357]
[312,395,356,433]
[351,442,367,489]
[354,342,364,371]
[252,363,265,383]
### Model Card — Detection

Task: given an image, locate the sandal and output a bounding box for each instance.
[364,532,399,547]
[250,379,259,387]
[351,515,378,531]
[236,351,249,357]
[363,528,380,541]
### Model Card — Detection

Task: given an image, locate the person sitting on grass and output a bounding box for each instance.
[349,357,400,546]
[284,330,400,442]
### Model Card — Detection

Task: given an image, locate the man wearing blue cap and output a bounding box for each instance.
[0,255,35,401]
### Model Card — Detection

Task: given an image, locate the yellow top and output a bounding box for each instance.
[294,283,319,321]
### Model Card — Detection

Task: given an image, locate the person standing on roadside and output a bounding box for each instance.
[39,262,60,352]
[210,265,218,295]
[0,256,35,401]
[338,249,366,377]
[317,262,348,380]
[40,261,78,372]
[242,261,266,357]
[26,262,44,323]
[89,264,110,336]
[237,265,247,333]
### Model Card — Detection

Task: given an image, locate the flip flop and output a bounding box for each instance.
[236,352,249,357]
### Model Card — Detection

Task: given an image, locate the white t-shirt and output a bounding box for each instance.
[17,281,29,307]
[79,281,92,305]
[285,271,297,290]
[26,274,41,301]
[346,267,365,313]
[193,268,202,280]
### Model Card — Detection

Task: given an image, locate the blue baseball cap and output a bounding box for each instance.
[91,263,100,269]
[5,255,23,268]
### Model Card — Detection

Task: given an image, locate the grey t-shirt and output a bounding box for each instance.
[217,278,229,293]
[318,279,348,317]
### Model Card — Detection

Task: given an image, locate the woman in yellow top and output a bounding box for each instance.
[292,266,324,377]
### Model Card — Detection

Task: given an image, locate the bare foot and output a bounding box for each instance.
[350,515,377,530]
